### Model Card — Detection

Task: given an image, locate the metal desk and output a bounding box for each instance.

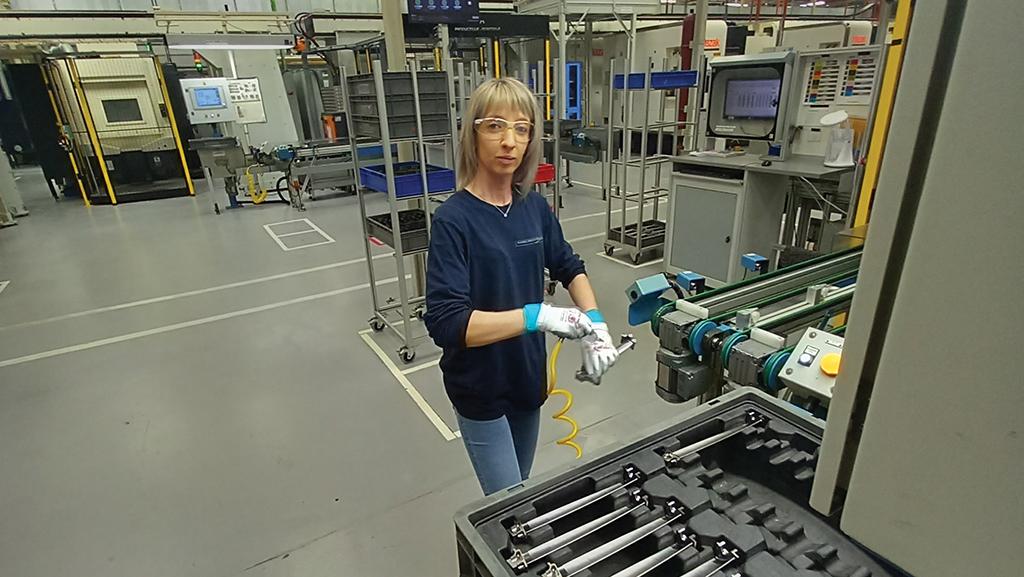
[665,153,853,284]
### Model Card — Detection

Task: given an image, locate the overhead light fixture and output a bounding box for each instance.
[726,1,743,6]
[166,34,294,51]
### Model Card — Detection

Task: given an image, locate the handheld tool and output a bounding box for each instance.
[575,334,638,385]
[664,409,766,465]
[510,465,646,541]
[679,539,741,577]
[542,498,688,577]
[607,527,699,577]
[507,489,648,572]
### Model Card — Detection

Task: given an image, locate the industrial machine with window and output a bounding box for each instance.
[44,54,194,204]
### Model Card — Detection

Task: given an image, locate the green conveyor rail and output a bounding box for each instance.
[689,246,863,304]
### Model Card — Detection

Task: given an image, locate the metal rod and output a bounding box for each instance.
[507,492,648,571]
[607,528,699,577]
[409,62,432,244]
[636,57,654,253]
[510,465,644,540]
[664,411,766,464]
[544,504,684,577]
[605,58,616,229]
[372,60,413,352]
[445,58,459,165]
[342,65,382,315]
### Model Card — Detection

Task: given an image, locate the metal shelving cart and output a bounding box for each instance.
[342,61,457,363]
[604,58,697,264]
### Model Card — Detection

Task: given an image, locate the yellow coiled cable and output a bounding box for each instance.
[548,338,582,459]
[245,166,268,204]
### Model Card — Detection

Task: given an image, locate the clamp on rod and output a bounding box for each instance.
[664,410,766,465]
[575,334,638,385]
[679,539,742,577]
[510,464,645,541]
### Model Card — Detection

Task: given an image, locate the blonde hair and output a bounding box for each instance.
[457,77,542,193]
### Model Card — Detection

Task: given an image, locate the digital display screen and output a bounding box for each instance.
[408,0,479,24]
[193,87,225,109]
[724,79,781,119]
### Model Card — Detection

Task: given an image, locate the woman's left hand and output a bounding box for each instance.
[580,323,620,379]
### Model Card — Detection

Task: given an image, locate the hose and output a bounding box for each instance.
[245,166,268,204]
[548,339,582,459]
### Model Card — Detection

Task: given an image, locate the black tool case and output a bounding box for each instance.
[454,388,899,577]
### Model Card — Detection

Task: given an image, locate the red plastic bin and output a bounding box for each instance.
[535,163,555,184]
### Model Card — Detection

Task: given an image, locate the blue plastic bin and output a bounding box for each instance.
[613,70,698,90]
[359,162,456,198]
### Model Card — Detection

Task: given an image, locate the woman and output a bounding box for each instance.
[424,77,619,495]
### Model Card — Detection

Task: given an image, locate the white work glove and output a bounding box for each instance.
[580,322,620,380]
[523,303,594,340]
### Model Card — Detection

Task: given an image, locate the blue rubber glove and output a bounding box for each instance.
[523,303,594,339]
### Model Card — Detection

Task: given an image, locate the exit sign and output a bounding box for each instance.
[592,48,604,57]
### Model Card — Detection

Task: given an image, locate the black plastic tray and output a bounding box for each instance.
[608,219,666,248]
[454,388,899,577]
[366,208,428,253]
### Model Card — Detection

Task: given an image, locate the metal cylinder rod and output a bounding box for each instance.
[607,529,697,577]
[511,465,643,539]
[507,495,648,571]
[545,511,683,577]
[664,411,766,464]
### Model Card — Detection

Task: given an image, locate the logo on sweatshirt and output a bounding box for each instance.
[515,236,543,248]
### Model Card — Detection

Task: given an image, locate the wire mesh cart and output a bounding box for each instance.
[342,61,456,363]
[604,58,697,264]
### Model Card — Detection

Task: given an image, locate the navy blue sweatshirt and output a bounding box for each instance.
[424,189,587,421]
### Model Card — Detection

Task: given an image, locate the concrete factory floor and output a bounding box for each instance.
[0,166,689,577]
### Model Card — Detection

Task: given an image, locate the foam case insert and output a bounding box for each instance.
[454,387,900,577]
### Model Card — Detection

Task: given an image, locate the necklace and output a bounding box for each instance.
[495,202,512,218]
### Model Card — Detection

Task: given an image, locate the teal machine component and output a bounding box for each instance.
[628,247,863,408]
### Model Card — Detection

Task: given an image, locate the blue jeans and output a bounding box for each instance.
[456,408,542,495]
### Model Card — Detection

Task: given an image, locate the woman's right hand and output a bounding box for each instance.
[523,303,594,339]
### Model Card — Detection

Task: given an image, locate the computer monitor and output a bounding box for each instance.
[408,0,479,24]
[705,51,796,157]
[192,87,226,109]
[723,79,781,119]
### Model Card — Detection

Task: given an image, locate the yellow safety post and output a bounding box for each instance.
[544,39,552,120]
[41,63,89,206]
[854,0,913,227]
[493,39,500,78]
[68,59,117,205]
[153,56,195,196]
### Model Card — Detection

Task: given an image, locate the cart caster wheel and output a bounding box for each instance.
[604,245,615,256]
[369,318,386,332]
[414,306,426,320]
[545,281,557,296]
[398,347,416,363]
[630,253,643,265]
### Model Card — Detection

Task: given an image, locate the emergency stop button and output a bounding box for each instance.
[820,353,842,377]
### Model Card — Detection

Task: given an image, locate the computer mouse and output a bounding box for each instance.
[761,160,773,167]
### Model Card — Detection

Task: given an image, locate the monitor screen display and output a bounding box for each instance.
[193,87,225,109]
[724,79,780,119]
[408,0,478,24]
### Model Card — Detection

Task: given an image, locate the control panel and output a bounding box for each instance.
[180,77,238,124]
[226,77,266,124]
[779,327,844,402]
